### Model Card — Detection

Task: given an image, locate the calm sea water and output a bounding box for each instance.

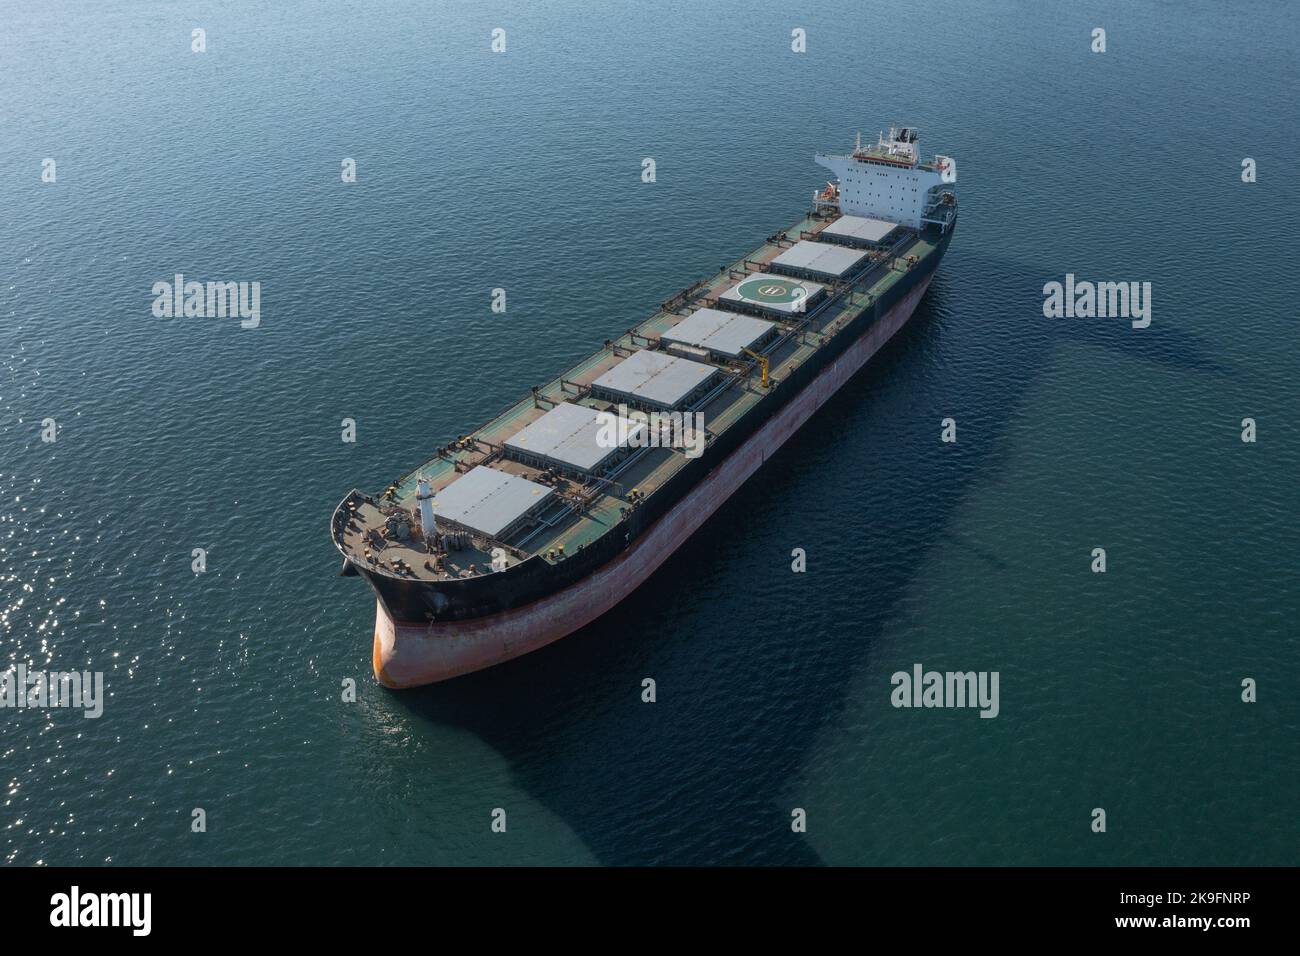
[1,0,1296,866]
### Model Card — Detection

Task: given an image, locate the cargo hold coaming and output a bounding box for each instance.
[332,125,958,687]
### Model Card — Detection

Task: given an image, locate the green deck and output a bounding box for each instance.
[335,212,941,582]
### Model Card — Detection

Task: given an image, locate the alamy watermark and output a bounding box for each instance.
[1,664,104,718]
[1042,274,1151,329]
[151,274,261,328]
[50,886,150,936]
[596,406,706,459]
[891,663,999,718]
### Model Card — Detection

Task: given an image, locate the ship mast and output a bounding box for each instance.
[416,476,441,551]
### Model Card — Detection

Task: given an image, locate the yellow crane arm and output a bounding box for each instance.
[741,347,770,388]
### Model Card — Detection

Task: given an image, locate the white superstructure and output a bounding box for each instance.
[814,126,956,233]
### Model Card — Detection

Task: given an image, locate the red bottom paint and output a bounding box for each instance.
[373,274,935,687]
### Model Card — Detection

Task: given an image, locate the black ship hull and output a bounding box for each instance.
[358,217,954,637]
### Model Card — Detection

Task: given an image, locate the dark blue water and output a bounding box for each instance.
[1,0,1296,865]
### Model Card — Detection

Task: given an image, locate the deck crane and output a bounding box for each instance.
[741,346,770,389]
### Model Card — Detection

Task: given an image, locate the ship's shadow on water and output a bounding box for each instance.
[391,253,1218,865]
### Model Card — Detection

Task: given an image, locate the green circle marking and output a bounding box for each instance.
[737,276,804,304]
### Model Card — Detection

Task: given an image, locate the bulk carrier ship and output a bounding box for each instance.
[332,127,958,688]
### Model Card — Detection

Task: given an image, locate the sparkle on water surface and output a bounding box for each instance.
[0,0,1296,865]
